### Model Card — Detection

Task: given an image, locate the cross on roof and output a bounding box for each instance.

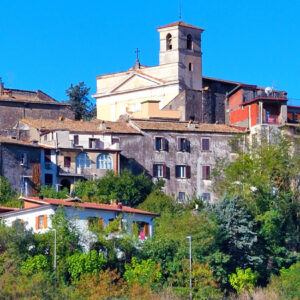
[135,48,141,61]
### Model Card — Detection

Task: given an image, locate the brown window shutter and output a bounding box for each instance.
[163,164,167,178]
[144,223,150,237]
[207,166,211,178]
[186,166,191,178]
[100,218,104,229]
[35,216,39,230]
[43,215,48,229]
[164,138,169,151]
[186,140,191,152]
[178,138,181,151]
[202,166,207,179]
[153,164,157,177]
[175,165,179,178]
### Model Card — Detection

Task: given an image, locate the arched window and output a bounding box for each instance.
[166,33,172,50]
[97,154,112,169]
[76,153,90,169]
[187,34,192,50]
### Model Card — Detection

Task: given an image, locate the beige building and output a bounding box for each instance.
[93,21,204,121]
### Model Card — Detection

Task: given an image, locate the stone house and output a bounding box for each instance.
[17,118,140,191]
[116,120,245,202]
[0,82,74,131]
[0,136,41,196]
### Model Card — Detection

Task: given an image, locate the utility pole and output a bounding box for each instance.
[186,235,192,300]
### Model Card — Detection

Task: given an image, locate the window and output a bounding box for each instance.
[134,221,150,238]
[166,33,172,50]
[230,139,239,152]
[112,137,120,144]
[64,156,71,168]
[89,138,101,149]
[175,165,191,179]
[188,63,193,72]
[202,193,211,202]
[76,153,90,168]
[45,149,51,163]
[178,138,190,152]
[178,192,186,202]
[187,34,193,50]
[155,137,168,151]
[35,215,47,230]
[202,138,210,151]
[202,166,211,180]
[97,154,112,169]
[19,153,28,166]
[88,217,104,231]
[45,174,53,186]
[73,135,79,145]
[153,164,167,178]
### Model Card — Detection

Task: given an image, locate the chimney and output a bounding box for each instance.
[99,120,107,130]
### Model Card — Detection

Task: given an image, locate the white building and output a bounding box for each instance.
[0,196,157,250]
[93,21,204,121]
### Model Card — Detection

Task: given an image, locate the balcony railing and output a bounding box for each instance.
[58,167,93,178]
[263,114,281,124]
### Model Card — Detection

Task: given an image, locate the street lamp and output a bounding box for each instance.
[186,235,192,300]
[53,229,57,287]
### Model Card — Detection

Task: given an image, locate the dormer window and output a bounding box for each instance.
[166,33,172,50]
[187,34,193,50]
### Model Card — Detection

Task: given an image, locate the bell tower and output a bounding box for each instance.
[157,21,204,90]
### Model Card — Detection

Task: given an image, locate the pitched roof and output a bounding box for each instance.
[131,120,245,133]
[19,197,158,216]
[0,136,39,147]
[157,21,204,31]
[0,206,18,213]
[20,118,139,135]
[0,85,67,105]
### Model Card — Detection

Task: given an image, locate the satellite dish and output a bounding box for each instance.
[265,87,273,96]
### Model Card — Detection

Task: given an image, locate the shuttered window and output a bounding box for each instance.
[175,165,191,179]
[155,137,169,151]
[202,138,210,151]
[35,215,47,230]
[202,166,211,180]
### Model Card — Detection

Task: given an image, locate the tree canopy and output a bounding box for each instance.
[66,81,96,120]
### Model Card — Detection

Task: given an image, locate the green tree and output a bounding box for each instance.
[66,250,107,281]
[124,257,162,288]
[212,136,300,278]
[74,169,154,207]
[40,185,69,199]
[0,176,18,207]
[213,196,261,273]
[66,81,95,120]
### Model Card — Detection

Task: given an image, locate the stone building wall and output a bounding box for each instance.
[0,143,41,195]
[0,101,74,130]
[116,130,238,202]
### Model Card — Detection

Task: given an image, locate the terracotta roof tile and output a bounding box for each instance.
[131,120,245,133]
[0,136,39,147]
[157,21,204,31]
[20,119,139,135]
[20,197,158,216]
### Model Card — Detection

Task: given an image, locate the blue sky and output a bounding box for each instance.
[1,0,300,105]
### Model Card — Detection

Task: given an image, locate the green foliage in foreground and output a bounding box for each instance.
[229,267,259,294]
[40,185,70,199]
[74,169,154,207]
[0,176,19,207]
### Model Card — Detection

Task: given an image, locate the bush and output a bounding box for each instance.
[40,185,70,199]
[229,267,258,294]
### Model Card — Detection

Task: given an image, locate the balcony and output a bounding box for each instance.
[58,167,93,179]
[263,114,281,125]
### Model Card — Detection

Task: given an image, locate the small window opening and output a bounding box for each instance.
[166,33,172,50]
[187,34,193,50]
[189,63,193,71]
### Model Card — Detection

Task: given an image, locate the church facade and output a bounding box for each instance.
[93,21,204,122]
